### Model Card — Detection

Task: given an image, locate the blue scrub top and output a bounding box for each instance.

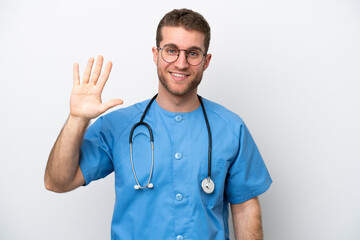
[79,97,272,240]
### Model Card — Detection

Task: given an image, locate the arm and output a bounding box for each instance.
[44,115,88,193]
[44,56,123,193]
[231,197,263,240]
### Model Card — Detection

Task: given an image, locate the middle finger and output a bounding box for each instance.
[90,55,104,85]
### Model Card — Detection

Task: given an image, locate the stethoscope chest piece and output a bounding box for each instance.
[201,177,215,194]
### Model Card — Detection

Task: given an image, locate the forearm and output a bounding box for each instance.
[45,115,89,192]
[231,197,263,240]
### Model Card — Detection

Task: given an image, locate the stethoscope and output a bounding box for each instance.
[129,94,215,194]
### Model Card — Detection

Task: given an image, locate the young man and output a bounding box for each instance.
[45,8,272,240]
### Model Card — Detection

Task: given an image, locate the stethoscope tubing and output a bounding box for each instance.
[198,95,212,178]
[129,94,157,189]
[129,94,213,192]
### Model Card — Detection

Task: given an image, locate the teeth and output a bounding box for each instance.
[171,73,186,77]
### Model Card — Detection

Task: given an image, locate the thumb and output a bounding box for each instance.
[100,99,124,113]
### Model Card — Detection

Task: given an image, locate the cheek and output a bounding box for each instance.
[195,66,205,74]
[158,61,172,71]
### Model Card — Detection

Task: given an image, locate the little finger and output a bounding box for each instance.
[73,63,80,86]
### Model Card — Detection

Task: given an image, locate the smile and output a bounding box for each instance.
[170,72,190,78]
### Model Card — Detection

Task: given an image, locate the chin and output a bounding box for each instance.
[161,81,199,97]
[158,69,202,97]
[164,87,191,97]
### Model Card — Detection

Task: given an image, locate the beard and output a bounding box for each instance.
[157,66,203,97]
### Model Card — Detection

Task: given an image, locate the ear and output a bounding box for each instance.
[152,47,158,66]
[202,53,212,71]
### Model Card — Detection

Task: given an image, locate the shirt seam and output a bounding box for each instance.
[203,99,242,140]
[112,111,144,148]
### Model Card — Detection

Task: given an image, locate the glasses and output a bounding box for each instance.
[158,45,206,66]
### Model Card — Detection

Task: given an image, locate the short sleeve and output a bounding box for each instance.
[79,116,114,186]
[225,123,272,203]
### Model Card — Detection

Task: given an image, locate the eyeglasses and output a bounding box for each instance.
[158,45,206,66]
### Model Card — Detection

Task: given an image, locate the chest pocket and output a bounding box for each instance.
[200,158,228,207]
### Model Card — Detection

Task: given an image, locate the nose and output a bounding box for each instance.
[174,50,189,69]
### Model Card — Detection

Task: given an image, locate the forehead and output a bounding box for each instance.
[160,26,205,51]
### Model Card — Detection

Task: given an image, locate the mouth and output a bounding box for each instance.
[169,71,190,81]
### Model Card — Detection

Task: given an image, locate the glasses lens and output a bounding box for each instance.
[186,49,203,66]
[160,46,205,66]
[162,46,179,63]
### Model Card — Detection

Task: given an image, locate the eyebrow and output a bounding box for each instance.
[163,43,205,53]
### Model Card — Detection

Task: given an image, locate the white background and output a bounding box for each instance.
[1,0,359,239]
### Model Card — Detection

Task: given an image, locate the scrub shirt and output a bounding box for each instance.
[79,97,272,240]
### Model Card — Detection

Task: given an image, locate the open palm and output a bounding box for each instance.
[70,56,123,120]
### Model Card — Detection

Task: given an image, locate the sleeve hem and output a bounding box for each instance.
[227,179,272,204]
[79,162,91,186]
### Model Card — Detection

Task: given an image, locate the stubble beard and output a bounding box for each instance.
[157,66,203,97]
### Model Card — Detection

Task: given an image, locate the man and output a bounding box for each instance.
[45,8,272,240]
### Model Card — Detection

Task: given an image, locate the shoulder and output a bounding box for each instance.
[202,97,244,125]
[201,97,245,137]
[89,99,151,132]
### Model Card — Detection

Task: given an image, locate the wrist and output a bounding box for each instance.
[67,114,90,129]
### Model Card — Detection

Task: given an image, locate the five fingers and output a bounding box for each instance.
[73,56,112,87]
[71,56,122,116]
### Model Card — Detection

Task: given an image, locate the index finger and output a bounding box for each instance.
[97,61,113,90]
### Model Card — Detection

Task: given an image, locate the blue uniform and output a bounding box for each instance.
[79,98,272,240]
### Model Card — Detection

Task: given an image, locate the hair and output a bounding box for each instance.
[156,8,211,53]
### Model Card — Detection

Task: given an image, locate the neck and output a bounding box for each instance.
[156,88,200,113]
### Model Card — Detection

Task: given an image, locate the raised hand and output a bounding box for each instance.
[70,56,123,121]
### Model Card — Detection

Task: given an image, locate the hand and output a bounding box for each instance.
[70,55,123,121]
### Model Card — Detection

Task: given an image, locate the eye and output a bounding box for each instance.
[164,47,178,55]
[188,50,200,58]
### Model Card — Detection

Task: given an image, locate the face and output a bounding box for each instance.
[152,26,211,97]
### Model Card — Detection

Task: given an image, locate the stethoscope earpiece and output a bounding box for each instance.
[134,183,153,190]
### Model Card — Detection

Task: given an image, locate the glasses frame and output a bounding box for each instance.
[157,45,207,66]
